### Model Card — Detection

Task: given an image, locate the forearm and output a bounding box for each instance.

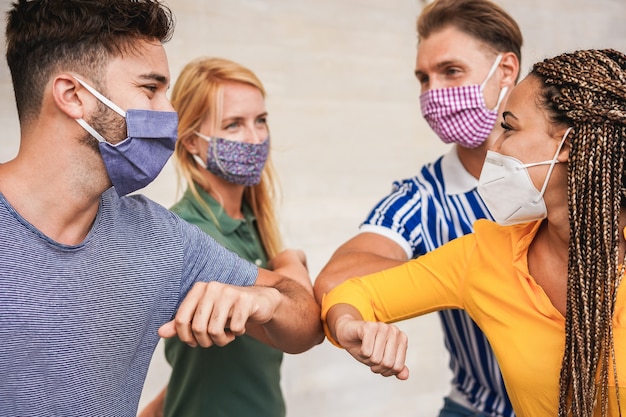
[324,303,363,346]
[258,275,324,353]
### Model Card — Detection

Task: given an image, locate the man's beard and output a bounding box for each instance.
[79,101,126,153]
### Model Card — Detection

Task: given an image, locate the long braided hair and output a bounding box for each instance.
[532,49,626,416]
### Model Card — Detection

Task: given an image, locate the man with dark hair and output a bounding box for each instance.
[314,0,522,415]
[0,1,322,415]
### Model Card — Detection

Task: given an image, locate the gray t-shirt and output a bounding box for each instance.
[0,188,258,416]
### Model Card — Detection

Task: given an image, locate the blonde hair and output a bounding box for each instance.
[170,57,283,258]
[533,49,626,417]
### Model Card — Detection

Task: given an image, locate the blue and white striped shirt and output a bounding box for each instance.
[361,149,514,417]
[0,188,258,417]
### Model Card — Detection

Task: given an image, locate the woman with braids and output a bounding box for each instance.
[320,48,626,416]
[139,57,310,417]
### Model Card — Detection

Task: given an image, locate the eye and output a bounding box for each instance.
[444,67,462,78]
[256,116,268,126]
[224,121,240,130]
[143,85,157,93]
[500,121,513,131]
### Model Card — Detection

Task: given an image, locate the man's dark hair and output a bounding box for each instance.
[5,0,175,123]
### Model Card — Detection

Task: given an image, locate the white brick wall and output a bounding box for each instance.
[0,1,624,415]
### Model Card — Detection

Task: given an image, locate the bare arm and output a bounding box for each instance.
[248,248,324,353]
[314,232,408,303]
[158,250,323,354]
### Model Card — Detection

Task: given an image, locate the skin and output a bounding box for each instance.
[0,39,322,385]
[0,41,173,246]
[313,25,520,304]
[186,81,269,218]
[324,74,581,380]
[494,75,571,315]
[139,81,314,417]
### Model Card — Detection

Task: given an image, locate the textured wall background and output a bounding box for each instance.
[0,1,625,415]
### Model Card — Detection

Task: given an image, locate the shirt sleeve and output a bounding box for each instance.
[175,214,258,300]
[321,231,476,346]
[360,178,427,259]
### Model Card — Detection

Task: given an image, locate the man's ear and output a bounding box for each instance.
[51,74,87,119]
[499,51,520,88]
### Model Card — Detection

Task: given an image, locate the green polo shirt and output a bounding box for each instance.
[164,186,285,417]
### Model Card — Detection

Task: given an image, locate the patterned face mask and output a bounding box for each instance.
[193,132,270,186]
[420,54,508,149]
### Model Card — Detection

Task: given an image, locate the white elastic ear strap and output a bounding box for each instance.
[492,86,509,111]
[537,127,573,198]
[480,54,503,90]
[195,131,228,175]
[74,76,126,117]
[192,154,207,169]
[75,118,107,143]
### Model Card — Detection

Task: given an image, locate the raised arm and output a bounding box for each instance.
[314,232,408,303]
[251,248,324,353]
[324,301,410,380]
[159,249,323,354]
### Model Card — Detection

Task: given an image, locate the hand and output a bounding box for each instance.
[334,314,409,380]
[158,281,281,348]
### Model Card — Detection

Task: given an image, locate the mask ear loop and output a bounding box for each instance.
[535,127,573,201]
[75,118,107,143]
[191,131,208,169]
[491,86,509,112]
[480,54,503,91]
[73,76,126,118]
[480,54,507,111]
[195,131,229,175]
[73,76,126,144]
[192,154,207,169]
[210,137,229,175]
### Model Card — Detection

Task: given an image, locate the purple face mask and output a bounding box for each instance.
[194,132,270,186]
[74,77,178,196]
[420,54,508,148]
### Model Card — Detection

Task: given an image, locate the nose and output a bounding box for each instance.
[245,124,267,144]
[426,77,446,92]
[490,132,506,152]
[155,94,175,113]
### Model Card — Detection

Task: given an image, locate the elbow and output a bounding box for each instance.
[313,274,340,305]
[283,321,325,354]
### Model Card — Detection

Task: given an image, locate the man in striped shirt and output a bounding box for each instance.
[314,1,522,416]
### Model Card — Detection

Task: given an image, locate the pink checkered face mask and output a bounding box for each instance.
[420,54,508,148]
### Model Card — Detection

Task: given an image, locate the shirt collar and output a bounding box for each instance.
[441,147,479,195]
[187,186,256,235]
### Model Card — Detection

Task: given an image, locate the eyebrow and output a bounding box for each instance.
[139,72,169,86]
[414,60,462,79]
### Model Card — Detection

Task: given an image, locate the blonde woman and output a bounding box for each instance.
[140,57,308,417]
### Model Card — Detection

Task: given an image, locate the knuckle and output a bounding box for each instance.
[191,322,205,334]
[174,316,188,327]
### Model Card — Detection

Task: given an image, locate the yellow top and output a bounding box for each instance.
[321,219,626,417]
